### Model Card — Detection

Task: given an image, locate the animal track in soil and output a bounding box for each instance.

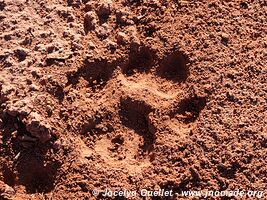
[68,49,206,174]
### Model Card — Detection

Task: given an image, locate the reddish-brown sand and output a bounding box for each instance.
[0,0,266,199]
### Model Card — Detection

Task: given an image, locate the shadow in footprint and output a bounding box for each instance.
[2,164,16,187]
[67,58,117,91]
[1,114,60,193]
[157,51,189,82]
[0,1,6,11]
[119,97,156,152]
[122,45,156,76]
[169,95,206,123]
[46,84,65,103]
[16,152,60,194]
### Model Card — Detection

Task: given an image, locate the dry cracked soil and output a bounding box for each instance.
[0,0,266,199]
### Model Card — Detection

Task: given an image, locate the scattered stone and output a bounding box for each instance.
[4,184,15,198]
[82,0,90,3]
[18,135,37,142]
[84,11,98,31]
[88,41,96,49]
[63,30,71,38]
[105,39,118,50]
[14,48,29,61]
[85,2,94,11]
[2,56,14,68]
[102,126,108,132]
[14,152,21,160]
[0,118,3,128]
[95,23,110,38]
[20,141,34,148]
[118,154,125,160]
[0,1,6,11]
[0,181,15,199]
[24,112,52,143]
[240,2,248,9]
[116,9,133,25]
[57,6,75,22]
[162,115,170,121]
[46,50,72,61]
[217,163,227,171]
[238,122,246,128]
[221,33,229,45]
[46,105,53,116]
[4,34,11,41]
[97,0,112,18]
[190,167,201,181]
[127,26,140,47]
[53,139,63,150]
[29,83,39,91]
[39,30,54,38]
[20,36,32,45]
[68,22,78,28]
[47,44,58,54]
[71,38,83,51]
[116,32,129,44]
[34,43,46,52]
[80,147,93,159]
[67,0,82,7]
[130,36,141,49]
[226,91,236,102]
[6,99,33,116]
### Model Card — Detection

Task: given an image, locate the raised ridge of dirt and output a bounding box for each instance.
[0,0,266,199]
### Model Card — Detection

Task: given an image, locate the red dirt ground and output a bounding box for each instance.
[0,0,266,199]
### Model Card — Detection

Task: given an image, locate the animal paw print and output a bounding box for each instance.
[69,47,206,173]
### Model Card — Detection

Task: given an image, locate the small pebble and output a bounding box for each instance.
[221,33,229,45]
[67,0,82,7]
[29,83,39,91]
[240,2,248,9]
[85,2,94,11]
[190,167,201,181]
[4,34,12,41]
[53,140,62,150]
[4,185,15,197]
[63,30,71,38]
[102,126,108,132]
[116,32,129,44]
[95,23,110,38]
[84,11,98,31]
[106,39,118,50]
[71,40,83,50]
[46,105,53,116]
[116,9,130,25]
[88,41,96,49]
[162,115,170,121]
[14,48,29,61]
[97,0,112,17]
[18,135,37,142]
[0,119,3,128]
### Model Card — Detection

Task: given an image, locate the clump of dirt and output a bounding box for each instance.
[0,0,266,199]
